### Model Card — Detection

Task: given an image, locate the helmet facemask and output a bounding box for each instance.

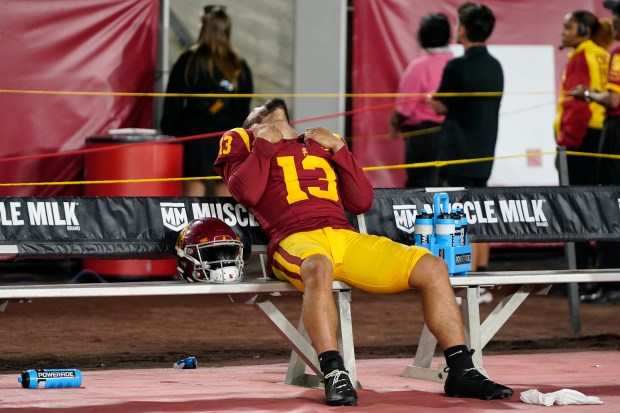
[179,237,244,283]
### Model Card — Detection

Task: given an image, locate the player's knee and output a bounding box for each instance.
[300,254,333,287]
[409,254,449,288]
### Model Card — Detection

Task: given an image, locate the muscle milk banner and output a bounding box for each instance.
[0,197,268,259]
[0,187,619,259]
[369,187,620,245]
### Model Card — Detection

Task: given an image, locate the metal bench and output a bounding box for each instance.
[0,277,358,389]
[2,190,620,387]
[4,263,620,387]
[402,269,620,382]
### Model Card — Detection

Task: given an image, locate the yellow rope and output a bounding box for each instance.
[565,150,620,159]
[0,150,567,187]
[362,151,558,171]
[2,150,619,187]
[4,150,619,187]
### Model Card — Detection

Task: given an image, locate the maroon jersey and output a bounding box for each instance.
[214,127,374,257]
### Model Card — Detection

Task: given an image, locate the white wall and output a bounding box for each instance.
[449,44,559,186]
[162,0,347,133]
[162,0,295,114]
[292,0,348,133]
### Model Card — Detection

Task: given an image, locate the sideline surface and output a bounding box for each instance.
[0,352,618,412]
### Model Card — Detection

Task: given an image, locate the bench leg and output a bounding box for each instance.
[252,300,321,380]
[402,284,551,383]
[335,290,361,388]
[252,291,360,389]
[283,316,323,387]
[461,286,483,368]
[283,290,361,388]
[401,286,489,382]
[401,324,447,383]
[401,287,486,383]
[480,286,531,348]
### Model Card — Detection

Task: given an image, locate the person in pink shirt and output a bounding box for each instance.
[390,13,453,187]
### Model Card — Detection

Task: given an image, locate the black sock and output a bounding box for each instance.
[319,350,345,375]
[477,265,488,272]
[444,345,474,372]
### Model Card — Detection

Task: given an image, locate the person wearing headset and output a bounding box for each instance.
[570,1,620,302]
[555,10,612,273]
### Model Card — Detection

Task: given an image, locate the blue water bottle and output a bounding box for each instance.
[18,369,82,389]
[460,209,468,245]
[435,212,455,247]
[173,356,197,369]
[414,210,434,250]
[452,209,462,246]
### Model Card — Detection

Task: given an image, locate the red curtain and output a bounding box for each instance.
[351,0,608,187]
[0,0,159,195]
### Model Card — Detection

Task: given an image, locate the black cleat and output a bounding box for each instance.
[324,369,358,406]
[444,367,513,400]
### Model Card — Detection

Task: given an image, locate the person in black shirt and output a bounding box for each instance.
[161,5,253,197]
[427,1,503,273]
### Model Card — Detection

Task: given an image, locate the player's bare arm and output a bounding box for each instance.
[304,127,345,152]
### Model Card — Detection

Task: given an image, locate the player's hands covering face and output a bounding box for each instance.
[305,127,345,153]
[251,123,285,144]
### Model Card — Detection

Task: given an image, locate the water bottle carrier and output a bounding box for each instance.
[414,192,472,276]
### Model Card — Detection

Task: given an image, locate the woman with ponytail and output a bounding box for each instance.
[162,5,253,196]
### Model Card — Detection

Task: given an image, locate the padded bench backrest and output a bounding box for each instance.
[1,186,620,261]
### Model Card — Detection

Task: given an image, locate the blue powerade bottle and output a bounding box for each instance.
[435,212,455,248]
[18,369,82,389]
[414,210,434,250]
[173,356,197,369]
[460,210,468,245]
[452,209,462,246]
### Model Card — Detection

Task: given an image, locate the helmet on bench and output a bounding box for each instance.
[175,217,244,283]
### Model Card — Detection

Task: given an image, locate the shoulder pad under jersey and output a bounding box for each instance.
[219,127,255,157]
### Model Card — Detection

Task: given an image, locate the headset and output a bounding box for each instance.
[577,21,588,37]
[559,19,589,50]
